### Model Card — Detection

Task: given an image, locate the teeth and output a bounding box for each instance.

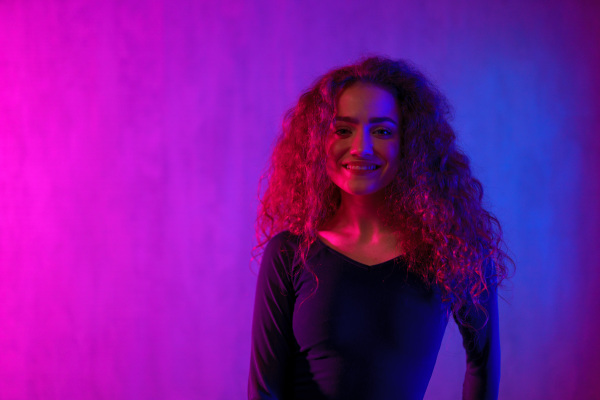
[345,165,378,170]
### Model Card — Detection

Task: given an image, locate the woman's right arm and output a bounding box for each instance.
[248,235,296,400]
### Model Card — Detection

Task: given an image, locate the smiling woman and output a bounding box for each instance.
[326,82,401,198]
[249,56,512,400]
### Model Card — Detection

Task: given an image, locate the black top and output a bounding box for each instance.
[249,231,500,400]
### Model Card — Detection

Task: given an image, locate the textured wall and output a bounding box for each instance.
[1,0,599,399]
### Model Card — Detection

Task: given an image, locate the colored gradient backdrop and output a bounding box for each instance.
[1,0,599,399]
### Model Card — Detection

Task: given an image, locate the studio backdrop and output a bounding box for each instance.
[1,0,599,399]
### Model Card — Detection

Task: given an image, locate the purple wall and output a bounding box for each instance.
[1,0,598,398]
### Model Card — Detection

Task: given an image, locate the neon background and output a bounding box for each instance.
[1,0,599,398]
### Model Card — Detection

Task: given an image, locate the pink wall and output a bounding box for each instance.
[1,0,599,398]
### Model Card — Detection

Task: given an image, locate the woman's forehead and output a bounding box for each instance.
[335,82,399,120]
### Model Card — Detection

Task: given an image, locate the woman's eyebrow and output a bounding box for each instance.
[334,116,398,125]
[369,117,398,125]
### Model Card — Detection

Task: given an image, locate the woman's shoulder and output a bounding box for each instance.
[267,230,300,245]
[265,230,300,251]
[262,231,301,266]
[258,231,304,289]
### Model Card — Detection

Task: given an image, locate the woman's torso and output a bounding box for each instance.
[283,232,449,399]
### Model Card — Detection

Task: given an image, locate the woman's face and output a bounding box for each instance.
[326,82,401,197]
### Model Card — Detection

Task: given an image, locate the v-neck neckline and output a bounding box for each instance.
[315,236,406,268]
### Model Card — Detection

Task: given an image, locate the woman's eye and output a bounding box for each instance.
[373,128,392,136]
[334,128,352,136]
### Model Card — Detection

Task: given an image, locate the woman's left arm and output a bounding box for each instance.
[456,280,501,400]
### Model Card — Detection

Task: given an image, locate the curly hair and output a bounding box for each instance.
[255,56,512,328]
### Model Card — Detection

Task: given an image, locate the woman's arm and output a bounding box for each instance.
[455,280,501,400]
[248,235,297,400]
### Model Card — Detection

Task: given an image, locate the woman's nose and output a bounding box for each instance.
[350,129,373,156]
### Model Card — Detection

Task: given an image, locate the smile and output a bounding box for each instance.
[344,164,380,171]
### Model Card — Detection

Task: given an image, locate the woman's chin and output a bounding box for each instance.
[340,185,386,198]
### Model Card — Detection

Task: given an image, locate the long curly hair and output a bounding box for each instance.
[255,56,512,327]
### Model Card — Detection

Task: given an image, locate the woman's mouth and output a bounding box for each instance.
[343,164,380,171]
[342,163,381,175]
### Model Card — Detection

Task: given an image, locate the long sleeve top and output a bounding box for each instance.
[249,231,500,400]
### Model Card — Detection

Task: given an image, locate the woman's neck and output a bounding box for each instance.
[323,191,392,242]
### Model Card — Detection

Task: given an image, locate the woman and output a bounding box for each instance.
[249,56,511,400]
